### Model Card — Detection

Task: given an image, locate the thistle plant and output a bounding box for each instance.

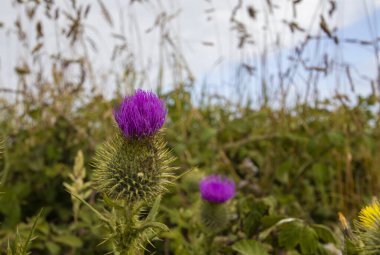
[71,89,176,255]
[199,175,235,233]
[193,174,235,254]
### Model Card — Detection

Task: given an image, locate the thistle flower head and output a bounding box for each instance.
[114,89,166,139]
[199,175,235,203]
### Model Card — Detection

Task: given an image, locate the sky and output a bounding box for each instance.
[0,0,379,103]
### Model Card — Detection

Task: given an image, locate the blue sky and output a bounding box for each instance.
[196,2,380,105]
[0,0,379,104]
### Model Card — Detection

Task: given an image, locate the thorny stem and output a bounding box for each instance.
[113,202,149,255]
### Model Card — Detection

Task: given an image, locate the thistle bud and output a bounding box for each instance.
[92,90,174,204]
[199,175,235,232]
[338,212,351,238]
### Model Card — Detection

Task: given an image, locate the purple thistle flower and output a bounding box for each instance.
[114,89,167,138]
[199,175,235,203]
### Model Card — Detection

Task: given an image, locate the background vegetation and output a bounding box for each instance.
[1,0,380,254]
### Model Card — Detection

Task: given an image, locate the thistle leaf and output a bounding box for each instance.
[138,222,169,233]
[68,190,110,225]
[21,209,43,254]
[102,194,124,210]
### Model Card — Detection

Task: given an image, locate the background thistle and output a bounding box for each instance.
[199,175,235,233]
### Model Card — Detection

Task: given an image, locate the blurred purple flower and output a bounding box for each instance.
[114,89,166,138]
[199,175,235,203]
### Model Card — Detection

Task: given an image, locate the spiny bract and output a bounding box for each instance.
[92,131,175,204]
[200,201,228,233]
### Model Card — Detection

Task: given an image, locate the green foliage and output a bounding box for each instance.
[279,221,318,254]
[3,86,377,253]
[232,240,269,255]
[312,224,337,244]
[70,192,169,255]
[240,199,269,236]
[6,210,42,255]
[0,137,3,157]
[236,204,337,255]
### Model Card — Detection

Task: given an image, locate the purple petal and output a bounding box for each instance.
[199,175,236,203]
[114,89,167,138]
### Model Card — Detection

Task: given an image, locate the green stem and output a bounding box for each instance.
[201,232,216,255]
